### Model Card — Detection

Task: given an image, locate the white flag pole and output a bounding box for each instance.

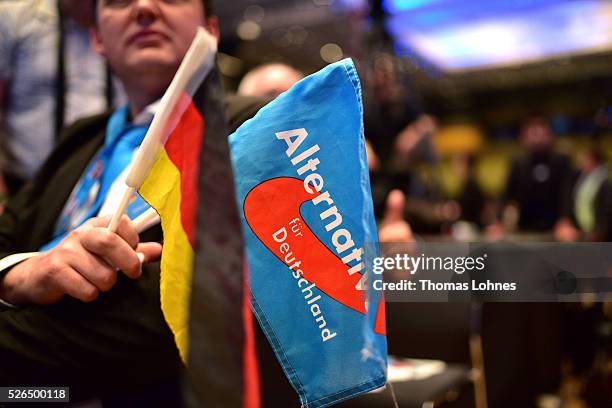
[107,27,217,232]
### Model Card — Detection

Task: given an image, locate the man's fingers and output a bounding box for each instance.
[383,189,406,224]
[61,247,118,292]
[84,215,139,249]
[136,242,163,263]
[79,229,142,279]
[52,267,100,303]
[113,215,140,249]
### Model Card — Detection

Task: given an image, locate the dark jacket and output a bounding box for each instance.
[504,151,575,231]
[0,95,265,403]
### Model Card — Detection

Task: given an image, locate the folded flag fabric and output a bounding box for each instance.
[138,63,254,406]
[230,59,387,407]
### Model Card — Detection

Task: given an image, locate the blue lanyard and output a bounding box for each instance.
[41,106,152,251]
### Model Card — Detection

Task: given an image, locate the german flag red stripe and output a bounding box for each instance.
[163,101,204,247]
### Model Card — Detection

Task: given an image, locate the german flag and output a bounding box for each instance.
[137,30,258,408]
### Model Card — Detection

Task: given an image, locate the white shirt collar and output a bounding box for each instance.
[132,100,161,125]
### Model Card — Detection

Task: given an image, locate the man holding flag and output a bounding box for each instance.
[0,1,394,406]
[0,0,262,405]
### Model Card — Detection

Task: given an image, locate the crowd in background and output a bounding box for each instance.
[1,2,610,243]
[235,61,611,245]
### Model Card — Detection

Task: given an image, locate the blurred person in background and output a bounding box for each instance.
[0,0,124,198]
[452,152,487,228]
[237,62,303,98]
[488,115,575,238]
[393,113,439,165]
[371,113,461,234]
[361,52,423,220]
[360,52,465,233]
[555,148,611,242]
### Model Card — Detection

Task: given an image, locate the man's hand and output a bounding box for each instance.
[0,216,162,305]
[484,222,506,241]
[378,189,415,243]
[554,218,580,243]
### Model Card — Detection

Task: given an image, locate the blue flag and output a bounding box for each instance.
[230,59,387,407]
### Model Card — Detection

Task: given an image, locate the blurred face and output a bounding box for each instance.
[240,65,303,98]
[521,118,553,152]
[92,0,218,84]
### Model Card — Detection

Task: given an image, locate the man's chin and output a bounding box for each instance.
[127,53,180,75]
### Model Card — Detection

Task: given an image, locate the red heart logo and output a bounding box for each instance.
[244,177,366,314]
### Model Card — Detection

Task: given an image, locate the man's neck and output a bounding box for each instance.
[125,87,164,119]
[122,73,173,118]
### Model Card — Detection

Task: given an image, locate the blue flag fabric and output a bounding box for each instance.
[229,59,387,407]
